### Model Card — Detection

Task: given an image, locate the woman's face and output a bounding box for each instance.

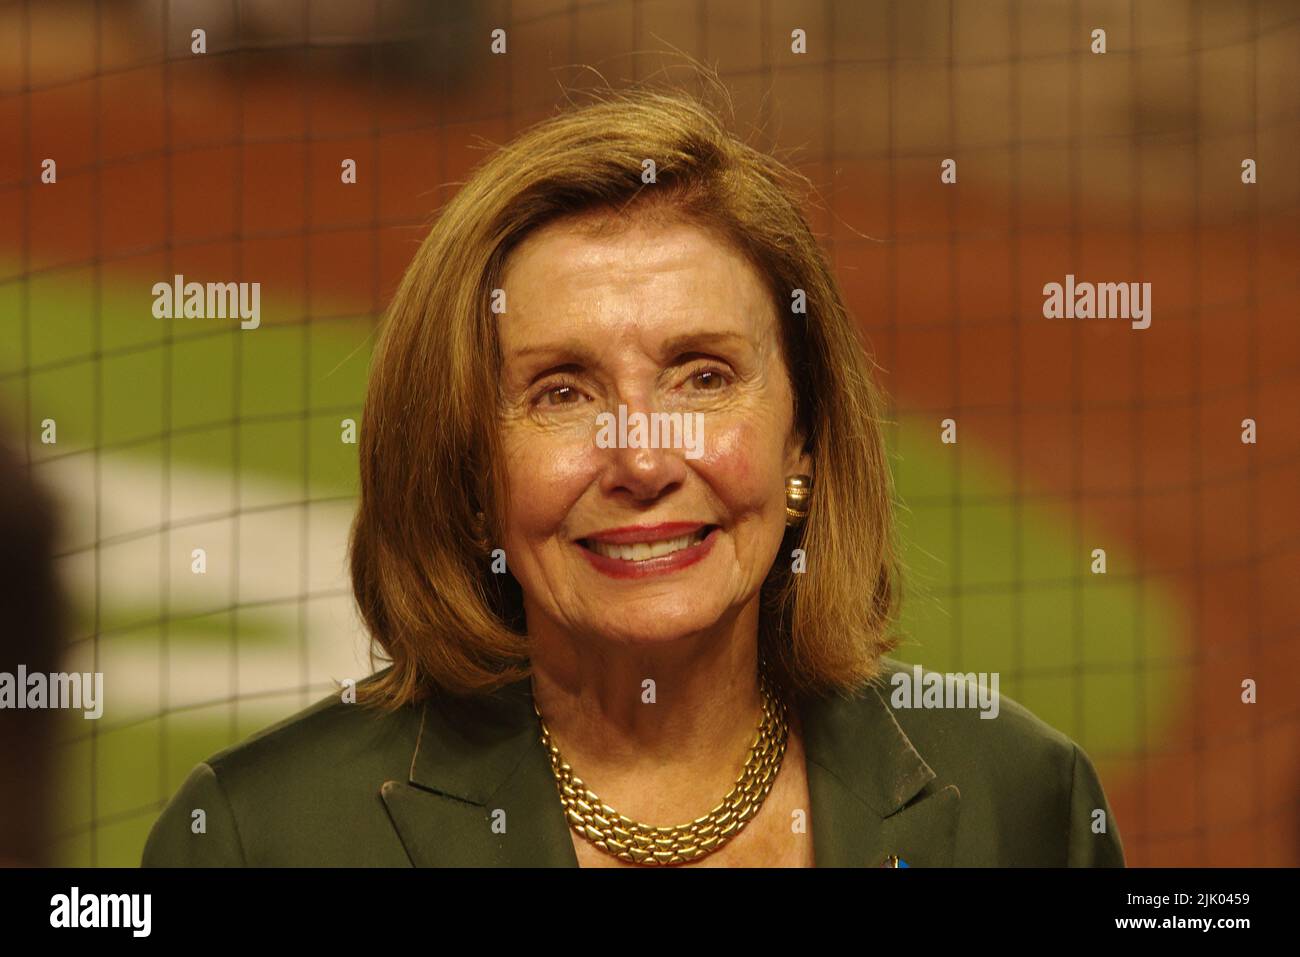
[496,212,811,648]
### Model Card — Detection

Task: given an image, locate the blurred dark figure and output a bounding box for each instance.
[0,424,65,867]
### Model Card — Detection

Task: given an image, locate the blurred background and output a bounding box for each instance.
[0,0,1295,867]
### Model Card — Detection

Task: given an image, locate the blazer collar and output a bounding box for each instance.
[380,665,960,867]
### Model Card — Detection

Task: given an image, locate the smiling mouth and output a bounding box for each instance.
[578,525,718,562]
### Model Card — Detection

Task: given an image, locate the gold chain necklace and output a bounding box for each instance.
[532,661,789,866]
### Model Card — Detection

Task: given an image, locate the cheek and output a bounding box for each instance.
[696,417,783,510]
[501,429,594,536]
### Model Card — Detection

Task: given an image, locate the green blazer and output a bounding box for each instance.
[141,658,1124,867]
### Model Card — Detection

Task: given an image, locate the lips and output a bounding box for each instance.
[584,526,712,561]
[580,521,711,545]
[576,522,720,578]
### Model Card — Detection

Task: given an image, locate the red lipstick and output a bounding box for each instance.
[576,523,719,579]
[581,522,707,545]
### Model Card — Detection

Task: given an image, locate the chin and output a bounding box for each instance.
[585,602,728,646]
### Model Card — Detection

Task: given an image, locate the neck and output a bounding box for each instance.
[526,600,767,825]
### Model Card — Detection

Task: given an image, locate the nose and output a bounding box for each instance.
[600,442,689,502]
[596,399,690,503]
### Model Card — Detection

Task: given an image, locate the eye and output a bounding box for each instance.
[533,381,586,408]
[686,365,730,391]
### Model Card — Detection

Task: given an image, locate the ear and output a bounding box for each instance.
[784,427,813,480]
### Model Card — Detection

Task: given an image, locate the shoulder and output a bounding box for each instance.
[867,657,1124,865]
[142,673,423,866]
[872,656,1077,775]
[201,677,422,785]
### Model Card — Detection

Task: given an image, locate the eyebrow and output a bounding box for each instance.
[506,330,753,366]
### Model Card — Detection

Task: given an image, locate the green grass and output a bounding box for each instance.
[0,270,373,497]
[892,412,1190,751]
[69,602,300,647]
[2,269,1188,865]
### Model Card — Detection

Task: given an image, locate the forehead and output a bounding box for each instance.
[498,212,777,350]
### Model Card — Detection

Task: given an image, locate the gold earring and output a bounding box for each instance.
[785,474,812,527]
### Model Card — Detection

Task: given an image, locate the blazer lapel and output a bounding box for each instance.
[797,678,962,867]
[380,677,578,867]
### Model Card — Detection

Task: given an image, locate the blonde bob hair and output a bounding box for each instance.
[349,84,902,709]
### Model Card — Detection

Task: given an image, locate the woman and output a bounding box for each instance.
[143,87,1124,868]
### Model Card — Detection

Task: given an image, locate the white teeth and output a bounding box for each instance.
[587,528,709,562]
